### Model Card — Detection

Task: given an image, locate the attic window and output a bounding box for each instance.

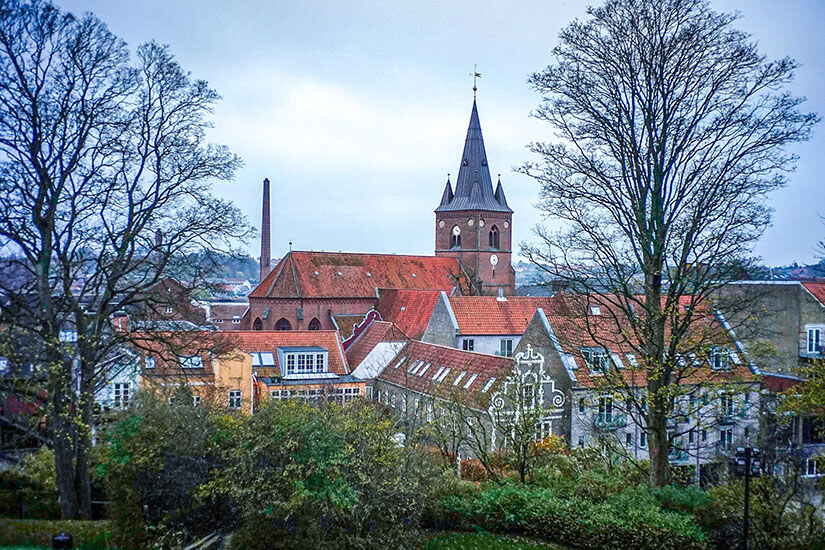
[395,357,407,369]
[589,305,601,316]
[453,371,467,386]
[400,306,406,311]
[337,271,343,276]
[409,360,423,374]
[417,363,431,377]
[314,271,319,275]
[625,354,639,368]
[481,377,496,393]
[179,356,203,369]
[463,373,479,390]
[366,272,372,277]
[250,352,276,367]
[412,273,416,278]
[432,366,446,380]
[435,367,451,383]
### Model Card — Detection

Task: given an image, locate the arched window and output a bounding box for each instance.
[308,318,321,330]
[253,317,263,331]
[450,226,462,249]
[275,318,292,331]
[489,225,499,249]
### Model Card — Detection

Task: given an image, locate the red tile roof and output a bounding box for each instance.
[376,289,442,340]
[802,281,825,306]
[345,320,408,368]
[379,340,513,402]
[448,295,569,335]
[227,330,349,376]
[540,308,757,389]
[250,251,464,299]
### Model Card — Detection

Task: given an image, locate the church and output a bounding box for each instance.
[243,98,515,332]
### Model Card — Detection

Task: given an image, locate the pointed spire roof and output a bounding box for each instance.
[494,176,510,210]
[438,175,454,208]
[435,100,512,213]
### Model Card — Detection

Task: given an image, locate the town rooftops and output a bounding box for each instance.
[802,281,825,306]
[379,340,513,401]
[376,288,442,340]
[250,251,464,299]
[447,295,569,335]
[345,320,408,370]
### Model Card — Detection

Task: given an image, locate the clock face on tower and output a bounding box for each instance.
[490,254,498,266]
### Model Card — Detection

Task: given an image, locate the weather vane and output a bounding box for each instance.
[471,64,481,99]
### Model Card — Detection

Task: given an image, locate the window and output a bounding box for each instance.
[453,371,467,386]
[581,348,609,372]
[250,352,276,367]
[435,367,451,383]
[689,429,694,444]
[228,390,242,410]
[499,339,513,357]
[808,328,822,354]
[450,226,462,249]
[578,398,585,413]
[536,420,552,441]
[589,305,601,316]
[417,363,431,377]
[626,433,632,446]
[720,393,735,417]
[308,318,321,331]
[625,354,639,368]
[481,377,496,393]
[275,318,292,331]
[702,429,707,443]
[391,394,396,408]
[805,457,823,477]
[578,437,584,448]
[522,384,535,408]
[432,366,446,381]
[282,350,328,375]
[193,395,201,406]
[215,319,224,324]
[395,356,407,369]
[463,373,478,389]
[232,316,241,324]
[710,347,730,370]
[744,426,750,439]
[462,339,475,351]
[179,355,203,369]
[640,432,647,447]
[598,395,613,423]
[145,357,155,369]
[719,428,733,449]
[489,225,499,249]
[113,383,130,409]
[253,318,263,330]
[165,306,174,314]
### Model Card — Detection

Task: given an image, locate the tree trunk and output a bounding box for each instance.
[647,403,671,486]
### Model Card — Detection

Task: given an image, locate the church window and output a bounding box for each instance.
[308,318,321,330]
[489,225,500,249]
[275,318,292,331]
[253,318,263,331]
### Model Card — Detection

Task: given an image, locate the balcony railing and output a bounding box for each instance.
[594,413,628,430]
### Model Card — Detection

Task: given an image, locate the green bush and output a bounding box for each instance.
[441,482,708,550]
[0,519,111,548]
[0,447,60,519]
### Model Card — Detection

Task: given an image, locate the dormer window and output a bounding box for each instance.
[589,305,601,316]
[581,348,609,372]
[278,347,329,376]
[179,355,203,369]
[710,347,730,370]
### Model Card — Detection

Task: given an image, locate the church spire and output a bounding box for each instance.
[435,99,512,213]
[438,174,453,208]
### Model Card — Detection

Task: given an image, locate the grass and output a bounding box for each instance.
[426,532,562,549]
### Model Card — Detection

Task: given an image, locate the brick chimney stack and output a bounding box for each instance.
[260,178,271,281]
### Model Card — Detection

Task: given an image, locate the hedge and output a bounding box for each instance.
[0,519,111,549]
[441,483,709,550]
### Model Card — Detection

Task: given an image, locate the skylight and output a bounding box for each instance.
[589,305,601,315]
[417,363,431,377]
[453,371,467,386]
[395,356,407,369]
[481,377,496,393]
[463,373,479,389]
[625,354,638,368]
[409,360,423,374]
[250,352,275,367]
[435,367,451,383]
[432,366,446,380]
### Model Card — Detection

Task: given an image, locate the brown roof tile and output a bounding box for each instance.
[345,321,408,368]
[376,289,442,340]
[228,330,349,376]
[449,295,569,335]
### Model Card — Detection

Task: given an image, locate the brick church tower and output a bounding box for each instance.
[435,100,515,296]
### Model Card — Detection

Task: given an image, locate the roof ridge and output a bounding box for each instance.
[406,338,513,361]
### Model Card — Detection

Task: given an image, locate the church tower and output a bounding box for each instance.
[435,100,515,296]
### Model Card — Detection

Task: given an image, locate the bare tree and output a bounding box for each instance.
[0,1,250,518]
[520,0,817,485]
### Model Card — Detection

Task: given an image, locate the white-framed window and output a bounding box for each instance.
[232,316,241,324]
[228,390,242,409]
[589,305,601,316]
[193,395,201,406]
[462,339,474,351]
[720,393,735,417]
[395,356,407,369]
[453,371,467,386]
[625,432,632,446]
[598,394,613,423]
[522,384,535,408]
[165,306,174,314]
[481,377,496,393]
[578,398,585,413]
[435,367,451,383]
[535,420,553,441]
[391,394,396,408]
[807,327,822,354]
[113,383,130,409]
[805,456,823,477]
[215,319,224,324]
[710,347,730,370]
[463,373,478,389]
[282,350,328,375]
[179,355,203,369]
[581,348,610,372]
[499,339,513,357]
[719,428,733,449]
[145,356,155,369]
[417,363,431,377]
[640,432,647,447]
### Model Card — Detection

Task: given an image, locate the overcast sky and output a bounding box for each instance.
[57,0,825,267]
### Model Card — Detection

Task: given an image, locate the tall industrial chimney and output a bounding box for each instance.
[260,178,271,281]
